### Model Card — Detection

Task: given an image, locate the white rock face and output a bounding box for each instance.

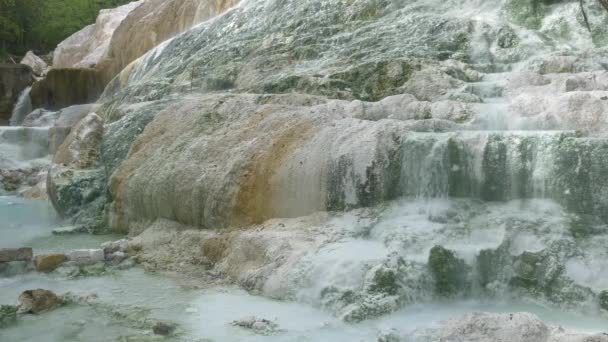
[52,1,144,69]
[411,312,550,342]
[97,0,239,83]
[408,312,608,342]
[20,51,48,77]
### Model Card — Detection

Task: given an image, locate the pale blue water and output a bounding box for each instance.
[0,196,59,248]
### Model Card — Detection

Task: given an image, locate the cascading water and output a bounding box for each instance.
[9,86,33,127]
[3,0,608,340]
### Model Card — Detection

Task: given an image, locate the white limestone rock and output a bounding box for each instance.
[20,51,48,77]
[52,1,144,69]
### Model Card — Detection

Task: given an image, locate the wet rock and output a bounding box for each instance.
[67,249,105,265]
[54,264,81,278]
[113,258,137,270]
[20,180,48,200]
[53,112,104,169]
[78,262,107,276]
[496,26,519,49]
[18,289,63,314]
[0,168,44,194]
[52,225,88,235]
[34,253,67,272]
[20,51,48,77]
[152,321,177,336]
[106,251,127,265]
[46,165,108,233]
[231,316,281,335]
[538,56,580,75]
[201,236,229,265]
[102,239,129,254]
[0,64,33,123]
[0,247,33,262]
[23,104,100,129]
[0,305,18,328]
[599,291,608,311]
[428,245,469,298]
[61,292,98,305]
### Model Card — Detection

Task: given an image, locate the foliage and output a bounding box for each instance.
[0,0,132,58]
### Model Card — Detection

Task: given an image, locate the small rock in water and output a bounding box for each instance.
[0,247,33,262]
[54,264,81,278]
[106,251,127,265]
[0,305,18,328]
[79,262,106,276]
[114,258,136,270]
[61,292,98,305]
[52,225,87,235]
[231,316,281,335]
[67,249,104,265]
[152,321,177,336]
[18,289,63,314]
[102,239,129,254]
[34,254,66,272]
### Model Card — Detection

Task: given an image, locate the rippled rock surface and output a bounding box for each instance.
[85,0,608,320]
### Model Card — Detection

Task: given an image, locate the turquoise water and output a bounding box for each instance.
[0,196,59,248]
[0,196,118,253]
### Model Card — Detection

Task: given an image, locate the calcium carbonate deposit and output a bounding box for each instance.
[2,0,608,341]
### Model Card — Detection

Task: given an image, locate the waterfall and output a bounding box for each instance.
[10,86,33,127]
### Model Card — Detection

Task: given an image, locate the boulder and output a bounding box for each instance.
[29,68,105,110]
[152,321,177,336]
[101,239,129,254]
[20,51,48,77]
[78,262,106,276]
[0,64,33,124]
[53,113,104,169]
[428,245,469,298]
[46,165,107,232]
[0,247,33,262]
[18,289,63,314]
[106,251,127,265]
[23,104,99,129]
[0,305,18,328]
[231,316,281,335]
[34,254,67,272]
[67,249,104,265]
